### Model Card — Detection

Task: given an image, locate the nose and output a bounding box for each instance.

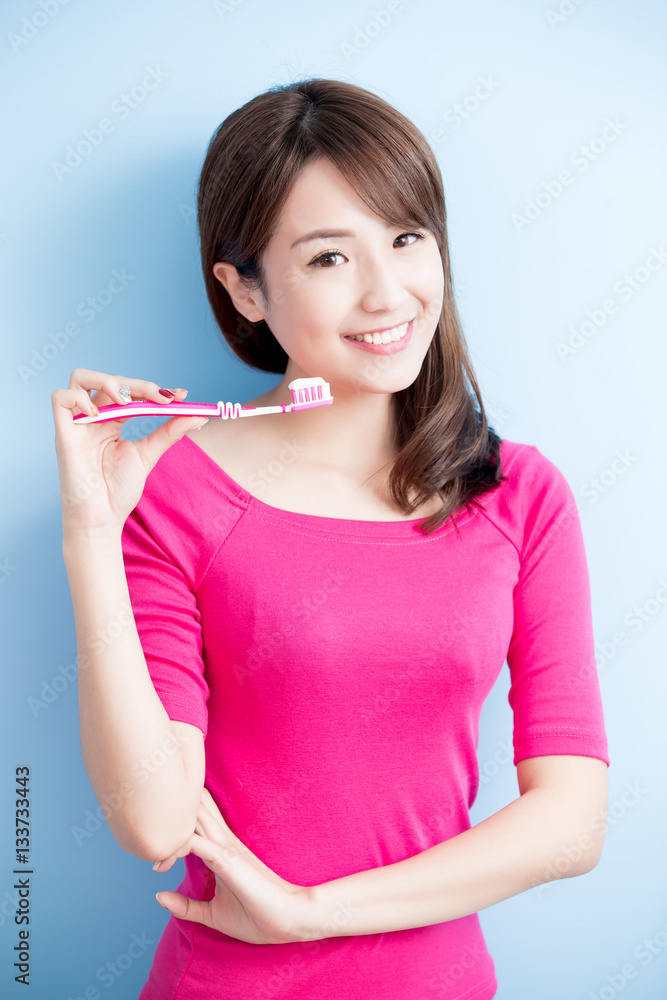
[356,252,410,315]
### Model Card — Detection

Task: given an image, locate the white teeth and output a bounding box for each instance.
[348,321,409,344]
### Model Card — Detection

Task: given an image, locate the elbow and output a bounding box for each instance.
[111,820,197,863]
[118,837,161,864]
[556,825,606,879]
[577,838,605,876]
[571,851,602,878]
[576,812,608,875]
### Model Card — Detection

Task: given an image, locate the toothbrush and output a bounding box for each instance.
[73,377,333,424]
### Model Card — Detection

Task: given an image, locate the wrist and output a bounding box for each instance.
[296,882,361,942]
[281,886,328,944]
[62,522,124,551]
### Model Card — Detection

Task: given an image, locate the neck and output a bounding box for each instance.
[264,376,398,481]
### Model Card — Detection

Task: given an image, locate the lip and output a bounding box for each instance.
[343,318,415,355]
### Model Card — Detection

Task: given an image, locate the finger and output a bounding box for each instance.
[193,807,239,856]
[51,371,180,437]
[196,790,276,879]
[186,832,244,879]
[195,802,231,850]
[133,410,210,472]
[67,368,138,408]
[195,792,244,847]
[152,851,184,872]
[197,793,229,832]
[187,828,281,904]
[153,857,176,872]
[93,376,188,408]
[200,786,227,824]
[152,833,198,872]
[67,368,188,410]
[51,387,100,435]
[156,889,215,929]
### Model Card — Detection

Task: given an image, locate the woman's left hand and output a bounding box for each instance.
[152,786,317,945]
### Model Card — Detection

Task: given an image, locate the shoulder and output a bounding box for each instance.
[498,438,574,499]
[480,438,580,554]
[121,434,246,587]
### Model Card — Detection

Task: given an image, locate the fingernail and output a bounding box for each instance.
[155,893,168,909]
[173,388,187,394]
[91,403,99,416]
[152,861,161,870]
[159,389,175,398]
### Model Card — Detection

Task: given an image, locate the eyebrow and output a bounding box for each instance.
[290,229,357,250]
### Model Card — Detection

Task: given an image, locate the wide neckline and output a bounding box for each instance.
[180,433,469,538]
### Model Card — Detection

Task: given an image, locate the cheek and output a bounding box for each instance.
[266,295,331,357]
[292,279,344,329]
[424,257,445,307]
[426,249,446,291]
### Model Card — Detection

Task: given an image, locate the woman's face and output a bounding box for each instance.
[218,156,445,397]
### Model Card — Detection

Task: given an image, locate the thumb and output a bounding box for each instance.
[155,889,214,928]
[137,414,209,471]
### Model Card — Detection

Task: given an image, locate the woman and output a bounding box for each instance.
[52,78,610,1000]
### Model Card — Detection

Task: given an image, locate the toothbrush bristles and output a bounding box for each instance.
[289,377,329,406]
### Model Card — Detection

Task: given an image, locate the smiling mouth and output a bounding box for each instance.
[344,320,412,345]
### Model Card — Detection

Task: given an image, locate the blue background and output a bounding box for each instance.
[2,0,666,997]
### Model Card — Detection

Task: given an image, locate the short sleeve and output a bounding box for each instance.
[121,505,209,739]
[506,450,610,768]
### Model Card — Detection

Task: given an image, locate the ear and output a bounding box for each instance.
[212,261,265,324]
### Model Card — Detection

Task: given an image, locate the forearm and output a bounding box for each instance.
[63,527,201,861]
[308,788,601,938]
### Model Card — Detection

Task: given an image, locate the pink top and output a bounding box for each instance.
[121,434,610,1000]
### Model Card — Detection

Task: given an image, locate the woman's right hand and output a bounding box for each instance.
[52,368,209,535]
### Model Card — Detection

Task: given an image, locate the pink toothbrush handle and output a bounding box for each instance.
[72,400,222,424]
[72,397,333,425]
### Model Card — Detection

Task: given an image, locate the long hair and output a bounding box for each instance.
[197,77,506,535]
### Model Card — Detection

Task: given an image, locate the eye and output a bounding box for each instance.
[395,231,427,248]
[308,249,346,269]
[307,231,428,268]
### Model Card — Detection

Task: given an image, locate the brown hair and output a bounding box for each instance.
[197,77,506,535]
